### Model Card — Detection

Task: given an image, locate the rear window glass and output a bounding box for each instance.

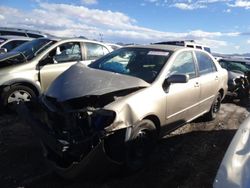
[204,47,211,53]
[27,33,44,38]
[195,51,217,75]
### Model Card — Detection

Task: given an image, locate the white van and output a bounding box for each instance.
[154,40,211,53]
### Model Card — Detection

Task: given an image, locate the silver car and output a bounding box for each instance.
[0,37,112,106]
[214,115,250,188]
[19,45,228,178]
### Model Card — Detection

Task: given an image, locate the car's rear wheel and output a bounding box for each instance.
[2,85,36,107]
[125,119,157,171]
[204,92,222,121]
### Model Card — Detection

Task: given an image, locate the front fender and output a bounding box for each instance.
[1,78,41,95]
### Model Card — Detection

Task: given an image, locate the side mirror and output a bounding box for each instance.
[163,74,189,91]
[0,48,7,54]
[166,74,189,84]
[38,54,55,67]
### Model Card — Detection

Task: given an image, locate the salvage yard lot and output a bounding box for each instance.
[0,101,249,188]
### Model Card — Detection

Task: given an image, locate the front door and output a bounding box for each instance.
[39,42,83,91]
[164,51,201,129]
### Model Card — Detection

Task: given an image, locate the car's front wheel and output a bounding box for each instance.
[1,85,36,106]
[125,119,157,171]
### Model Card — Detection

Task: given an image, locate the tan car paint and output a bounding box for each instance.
[104,47,228,134]
[16,45,228,176]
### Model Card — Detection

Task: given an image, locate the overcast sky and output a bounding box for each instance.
[0,0,250,54]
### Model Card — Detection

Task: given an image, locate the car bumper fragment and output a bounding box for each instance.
[16,102,122,178]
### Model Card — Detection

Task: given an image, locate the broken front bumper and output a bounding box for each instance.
[16,102,122,178]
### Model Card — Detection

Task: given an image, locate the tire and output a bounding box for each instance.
[1,85,36,107]
[204,92,222,121]
[125,119,157,172]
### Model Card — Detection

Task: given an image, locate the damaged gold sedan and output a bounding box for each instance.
[18,45,228,178]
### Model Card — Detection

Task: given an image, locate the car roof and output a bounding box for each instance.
[124,44,186,52]
[45,37,112,47]
[154,40,210,47]
[0,27,51,36]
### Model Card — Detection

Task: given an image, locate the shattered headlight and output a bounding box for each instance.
[92,110,116,131]
[228,78,236,85]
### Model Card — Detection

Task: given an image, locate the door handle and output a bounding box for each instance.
[194,82,200,87]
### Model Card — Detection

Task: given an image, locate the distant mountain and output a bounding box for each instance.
[212,52,250,59]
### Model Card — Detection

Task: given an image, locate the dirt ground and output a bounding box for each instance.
[0,101,249,188]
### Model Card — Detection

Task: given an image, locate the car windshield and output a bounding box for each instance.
[204,47,211,53]
[11,38,56,60]
[89,48,171,83]
[244,62,250,70]
[219,60,249,73]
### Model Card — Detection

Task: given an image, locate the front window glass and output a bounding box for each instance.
[169,51,196,79]
[89,48,170,83]
[85,43,109,60]
[53,42,82,63]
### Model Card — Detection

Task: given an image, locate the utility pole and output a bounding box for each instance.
[99,33,103,42]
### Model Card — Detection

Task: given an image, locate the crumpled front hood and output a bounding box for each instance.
[45,63,150,102]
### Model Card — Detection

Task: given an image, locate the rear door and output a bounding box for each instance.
[39,42,83,91]
[194,51,219,113]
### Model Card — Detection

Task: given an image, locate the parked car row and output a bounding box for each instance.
[0,28,242,180]
[217,57,250,101]
[0,37,113,106]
